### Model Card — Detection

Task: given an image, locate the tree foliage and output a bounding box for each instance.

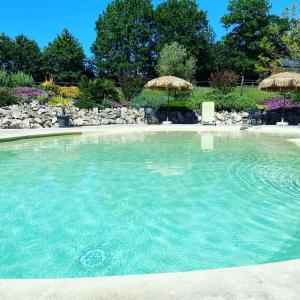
[13,35,42,79]
[0,33,15,72]
[155,0,214,79]
[42,29,86,82]
[209,71,238,94]
[157,42,196,81]
[92,0,156,79]
[220,0,280,78]
[119,70,145,102]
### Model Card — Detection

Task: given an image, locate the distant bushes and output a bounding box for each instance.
[183,89,257,112]
[75,76,118,109]
[209,71,238,94]
[0,70,34,87]
[0,87,17,107]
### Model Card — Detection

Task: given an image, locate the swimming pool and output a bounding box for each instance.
[0,131,299,279]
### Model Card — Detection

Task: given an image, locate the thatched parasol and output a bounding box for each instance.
[145,76,193,124]
[258,72,300,125]
[259,72,300,92]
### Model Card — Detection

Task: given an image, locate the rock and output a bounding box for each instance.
[11,109,22,119]
[33,117,43,125]
[90,119,101,126]
[19,119,30,129]
[92,107,98,114]
[73,118,84,126]
[116,118,126,124]
[52,117,57,124]
[30,123,43,129]
[235,115,242,122]
[101,118,110,125]
[9,119,22,128]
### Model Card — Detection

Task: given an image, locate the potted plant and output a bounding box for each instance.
[49,96,73,127]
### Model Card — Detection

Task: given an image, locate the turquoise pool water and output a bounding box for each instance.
[0,131,300,279]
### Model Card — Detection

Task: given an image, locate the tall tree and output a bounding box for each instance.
[157,42,196,81]
[42,29,86,82]
[13,35,42,80]
[221,0,275,78]
[155,0,214,80]
[0,33,15,71]
[92,0,156,79]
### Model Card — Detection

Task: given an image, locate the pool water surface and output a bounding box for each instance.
[0,131,299,278]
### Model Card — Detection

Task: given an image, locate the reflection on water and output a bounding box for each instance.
[201,133,214,151]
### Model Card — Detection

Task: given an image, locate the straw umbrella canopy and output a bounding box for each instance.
[258,72,300,92]
[258,72,300,124]
[145,76,193,123]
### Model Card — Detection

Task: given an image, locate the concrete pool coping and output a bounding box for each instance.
[0,124,300,300]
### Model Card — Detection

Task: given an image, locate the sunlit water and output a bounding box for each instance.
[0,131,300,279]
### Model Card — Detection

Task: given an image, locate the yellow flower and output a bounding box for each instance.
[58,86,80,99]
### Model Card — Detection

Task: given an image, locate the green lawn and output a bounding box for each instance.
[140,86,276,109]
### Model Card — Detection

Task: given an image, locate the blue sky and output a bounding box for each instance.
[0,0,295,56]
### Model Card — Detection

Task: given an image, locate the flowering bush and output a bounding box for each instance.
[13,87,47,103]
[42,78,59,94]
[112,100,123,108]
[264,98,300,110]
[58,86,80,99]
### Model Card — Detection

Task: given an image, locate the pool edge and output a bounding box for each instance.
[1,124,300,299]
[1,259,300,300]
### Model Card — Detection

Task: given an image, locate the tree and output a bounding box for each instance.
[42,29,86,82]
[280,4,300,62]
[155,0,214,80]
[92,0,156,79]
[221,0,275,78]
[13,35,42,80]
[0,33,15,71]
[254,5,294,78]
[157,42,196,81]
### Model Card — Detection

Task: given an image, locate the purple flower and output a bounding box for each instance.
[264,97,300,110]
[13,87,46,101]
[112,100,123,108]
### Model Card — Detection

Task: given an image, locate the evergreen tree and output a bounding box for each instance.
[155,0,214,80]
[220,0,275,78]
[13,35,42,80]
[91,0,157,79]
[42,29,86,82]
[0,33,15,71]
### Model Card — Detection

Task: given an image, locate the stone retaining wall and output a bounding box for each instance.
[0,103,146,129]
[0,102,254,129]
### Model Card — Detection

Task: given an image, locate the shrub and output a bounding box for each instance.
[10,71,34,87]
[187,89,257,112]
[131,95,168,109]
[119,71,145,102]
[209,71,238,94]
[264,98,300,110]
[74,97,95,110]
[0,70,10,87]
[13,87,47,103]
[36,93,51,105]
[77,76,118,109]
[49,96,73,115]
[41,78,59,94]
[0,87,17,107]
[58,86,80,99]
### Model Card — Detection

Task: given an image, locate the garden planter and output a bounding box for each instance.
[57,115,70,127]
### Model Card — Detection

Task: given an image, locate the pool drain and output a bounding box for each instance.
[80,249,106,267]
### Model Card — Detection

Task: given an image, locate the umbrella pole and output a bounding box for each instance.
[167,92,170,122]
